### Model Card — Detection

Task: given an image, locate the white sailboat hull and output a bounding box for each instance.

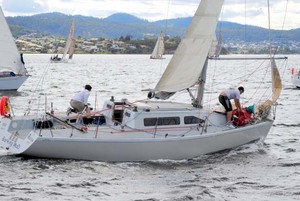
[22,121,272,162]
[0,75,28,90]
[291,76,300,88]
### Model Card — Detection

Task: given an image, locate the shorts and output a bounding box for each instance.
[70,99,85,113]
[218,95,232,112]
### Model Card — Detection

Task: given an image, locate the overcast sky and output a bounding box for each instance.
[0,0,299,30]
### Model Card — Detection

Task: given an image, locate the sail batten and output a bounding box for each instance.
[154,0,224,94]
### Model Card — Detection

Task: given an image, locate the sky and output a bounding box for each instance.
[0,0,299,30]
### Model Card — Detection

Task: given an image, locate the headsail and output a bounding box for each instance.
[153,0,224,98]
[257,57,282,113]
[0,7,27,75]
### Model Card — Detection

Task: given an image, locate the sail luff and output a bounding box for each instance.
[0,7,26,75]
[270,58,282,102]
[154,0,224,93]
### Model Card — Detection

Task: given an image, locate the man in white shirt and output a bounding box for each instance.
[68,84,92,116]
[218,86,244,128]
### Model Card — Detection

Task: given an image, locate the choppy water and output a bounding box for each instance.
[0,54,299,201]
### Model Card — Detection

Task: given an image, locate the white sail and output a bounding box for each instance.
[154,0,223,93]
[257,57,282,113]
[62,20,75,61]
[150,32,164,59]
[68,38,76,59]
[0,7,27,75]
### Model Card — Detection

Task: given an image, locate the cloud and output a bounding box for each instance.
[221,0,300,30]
[0,0,299,29]
[2,0,45,13]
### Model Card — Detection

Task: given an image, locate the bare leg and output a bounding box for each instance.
[86,107,91,118]
[227,111,232,123]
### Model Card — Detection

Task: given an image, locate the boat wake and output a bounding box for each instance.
[274,123,300,127]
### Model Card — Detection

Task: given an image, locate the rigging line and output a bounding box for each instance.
[156,0,171,77]
[243,0,247,54]
[244,65,272,106]
[267,0,272,56]
[243,0,248,88]
[207,58,218,110]
[164,0,171,30]
[235,60,268,85]
[203,59,271,107]
[25,62,52,115]
[274,0,289,56]
[280,58,289,82]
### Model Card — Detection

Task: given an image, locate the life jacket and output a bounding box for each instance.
[232,108,252,126]
[0,96,10,117]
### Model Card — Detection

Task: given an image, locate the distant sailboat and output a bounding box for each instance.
[291,67,300,88]
[0,7,29,90]
[50,20,75,62]
[209,31,222,58]
[150,32,165,59]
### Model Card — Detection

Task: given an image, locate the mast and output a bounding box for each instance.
[195,58,208,108]
[256,0,283,117]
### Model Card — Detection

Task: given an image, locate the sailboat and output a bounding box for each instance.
[0,7,29,90]
[150,32,165,59]
[50,20,75,62]
[209,31,222,58]
[0,0,285,162]
[291,67,300,88]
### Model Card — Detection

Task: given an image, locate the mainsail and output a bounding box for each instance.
[62,20,75,61]
[0,7,27,75]
[68,38,76,59]
[154,0,224,98]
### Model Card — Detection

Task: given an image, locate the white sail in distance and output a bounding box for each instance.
[150,32,164,59]
[62,20,75,61]
[0,7,27,75]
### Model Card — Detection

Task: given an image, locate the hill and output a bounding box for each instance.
[6,12,300,44]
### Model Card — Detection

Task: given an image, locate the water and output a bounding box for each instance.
[0,54,299,201]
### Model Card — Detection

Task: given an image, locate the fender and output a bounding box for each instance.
[0,96,10,117]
